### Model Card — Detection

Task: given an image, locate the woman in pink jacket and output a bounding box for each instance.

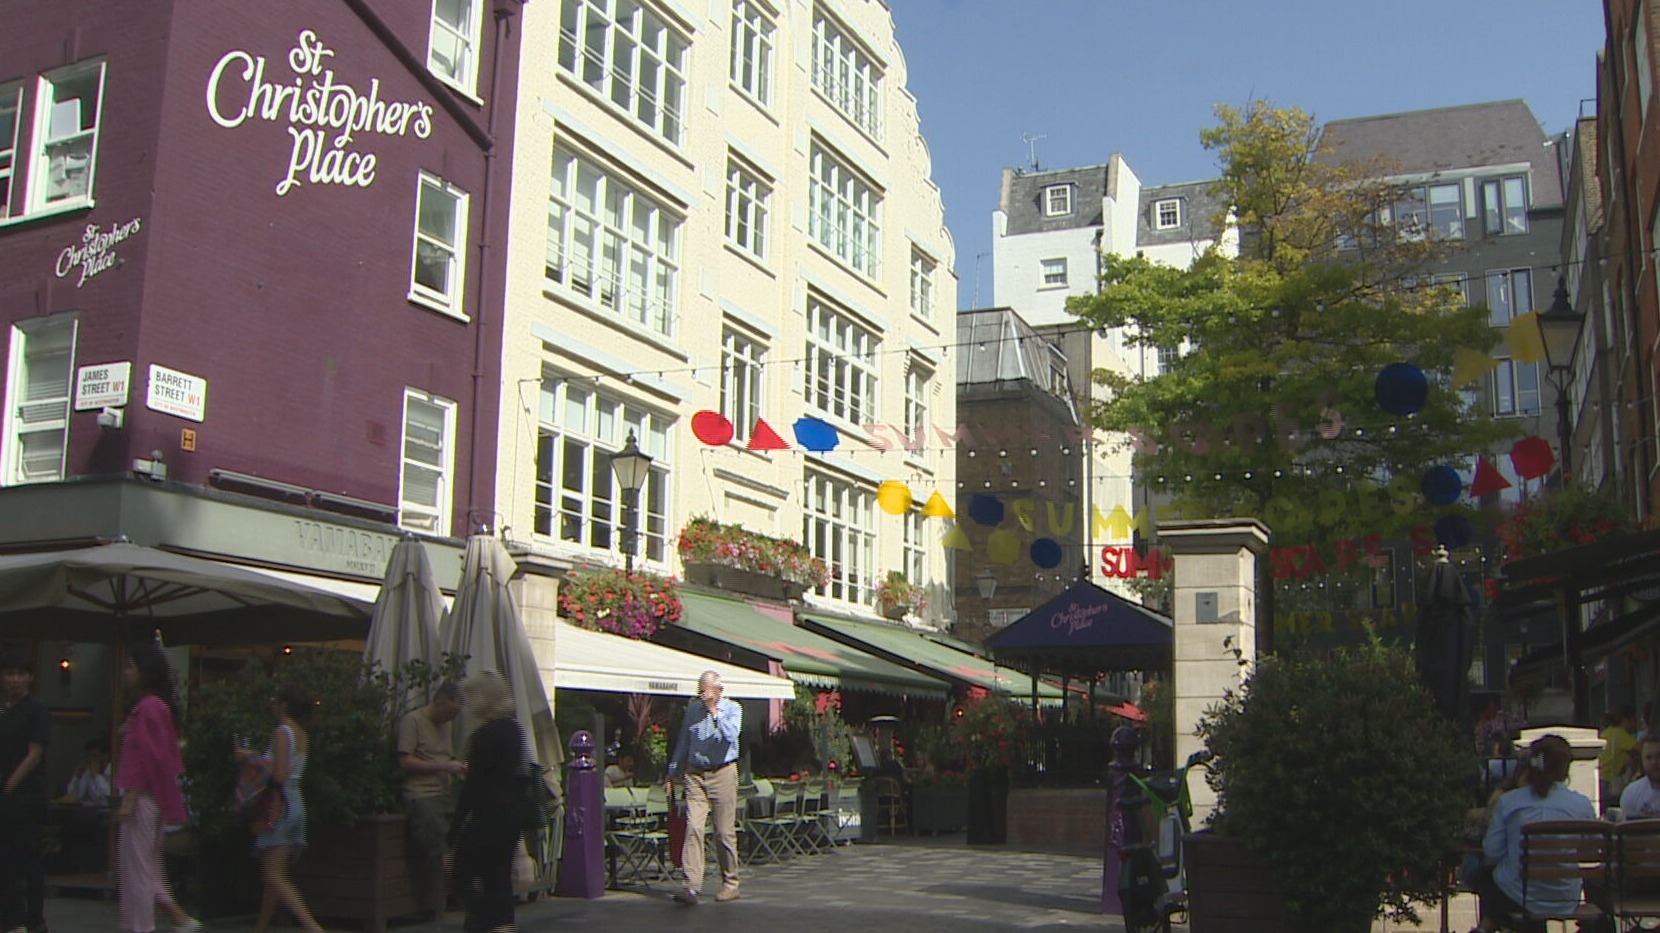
[114,640,199,933]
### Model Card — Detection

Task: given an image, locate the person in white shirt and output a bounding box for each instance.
[57,737,111,806]
[1621,736,1660,819]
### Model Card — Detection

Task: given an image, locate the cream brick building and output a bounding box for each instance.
[495,0,958,633]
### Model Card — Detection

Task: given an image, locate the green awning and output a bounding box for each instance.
[674,592,949,698]
[800,614,1065,701]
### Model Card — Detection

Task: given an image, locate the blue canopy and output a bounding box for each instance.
[986,580,1173,673]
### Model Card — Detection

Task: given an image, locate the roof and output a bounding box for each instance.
[1136,179,1230,248]
[955,308,1079,423]
[1319,99,1563,209]
[1000,163,1110,236]
[986,579,1173,673]
[545,620,797,700]
[798,612,1065,701]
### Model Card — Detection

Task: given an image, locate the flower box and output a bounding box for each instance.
[677,517,828,595]
[682,560,803,601]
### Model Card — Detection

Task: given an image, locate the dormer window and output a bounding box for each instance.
[1154,198,1181,230]
[1043,184,1073,217]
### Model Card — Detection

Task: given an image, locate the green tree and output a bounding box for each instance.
[1070,101,1515,555]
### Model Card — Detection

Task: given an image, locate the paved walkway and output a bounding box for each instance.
[40,834,1478,932]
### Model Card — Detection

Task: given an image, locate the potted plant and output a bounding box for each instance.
[556,565,683,639]
[677,516,829,599]
[911,769,968,835]
[1192,635,1474,933]
[873,571,927,620]
[949,694,1029,844]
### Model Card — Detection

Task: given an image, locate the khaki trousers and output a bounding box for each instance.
[681,763,739,895]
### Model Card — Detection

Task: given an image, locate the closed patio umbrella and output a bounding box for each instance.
[363,538,447,712]
[439,534,562,768]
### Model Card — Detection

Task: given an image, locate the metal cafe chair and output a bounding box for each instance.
[1614,818,1660,928]
[1519,819,1614,932]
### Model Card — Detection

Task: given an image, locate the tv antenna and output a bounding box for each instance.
[1021,133,1047,172]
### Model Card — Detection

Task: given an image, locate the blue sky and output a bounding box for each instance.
[886,1,1608,308]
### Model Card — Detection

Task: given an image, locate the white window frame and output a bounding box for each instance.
[909,248,935,321]
[533,378,671,563]
[811,9,882,139]
[808,142,881,277]
[398,389,457,536]
[1481,175,1529,236]
[1044,184,1073,217]
[0,83,22,219]
[730,0,775,107]
[1154,198,1181,230]
[409,173,470,318]
[27,60,106,215]
[428,0,483,96]
[903,509,927,589]
[725,157,770,260]
[1484,267,1533,327]
[1040,257,1068,288]
[557,0,688,145]
[804,295,878,426]
[721,325,765,443]
[546,146,680,336]
[1490,359,1542,417]
[904,358,930,444]
[804,469,876,604]
[2,315,77,487]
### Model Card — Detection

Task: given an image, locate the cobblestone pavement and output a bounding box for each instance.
[40,834,1478,932]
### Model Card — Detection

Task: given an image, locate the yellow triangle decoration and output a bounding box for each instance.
[921,490,955,519]
[1452,346,1499,388]
[941,525,972,551]
[1505,310,1546,364]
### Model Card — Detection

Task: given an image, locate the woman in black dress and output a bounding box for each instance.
[448,672,524,933]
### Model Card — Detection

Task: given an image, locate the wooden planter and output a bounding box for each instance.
[1184,831,1289,933]
[683,561,804,601]
[912,783,968,834]
[293,814,420,933]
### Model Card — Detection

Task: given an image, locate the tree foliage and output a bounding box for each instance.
[1069,101,1515,549]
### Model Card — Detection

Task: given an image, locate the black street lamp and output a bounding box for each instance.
[1537,276,1585,480]
[609,430,653,574]
[974,566,997,629]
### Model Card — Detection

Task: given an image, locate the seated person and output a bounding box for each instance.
[1621,736,1660,819]
[55,737,112,873]
[605,752,637,788]
[58,736,111,806]
[1473,734,1599,933]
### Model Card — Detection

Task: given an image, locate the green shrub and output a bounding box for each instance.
[1196,637,1474,933]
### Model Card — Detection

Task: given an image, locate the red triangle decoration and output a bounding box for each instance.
[1469,457,1512,497]
[745,418,790,451]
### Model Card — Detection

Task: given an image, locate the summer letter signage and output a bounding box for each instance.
[205,29,434,196]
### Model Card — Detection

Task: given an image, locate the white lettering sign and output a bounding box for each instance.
[75,362,132,411]
[146,364,208,423]
[55,218,142,288]
[205,29,434,196]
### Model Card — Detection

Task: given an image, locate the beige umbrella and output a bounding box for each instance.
[363,538,447,712]
[438,534,562,767]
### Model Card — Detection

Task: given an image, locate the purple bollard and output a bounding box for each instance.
[556,729,606,898]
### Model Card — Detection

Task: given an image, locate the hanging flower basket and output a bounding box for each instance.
[677,516,829,592]
[873,570,926,620]
[556,566,683,639]
[1495,483,1638,563]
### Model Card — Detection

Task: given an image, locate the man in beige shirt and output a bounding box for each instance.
[397,681,465,917]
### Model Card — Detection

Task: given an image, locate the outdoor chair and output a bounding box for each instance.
[607,786,671,889]
[875,776,909,835]
[1614,818,1660,927]
[1519,819,1614,932]
[748,778,804,862]
[738,778,775,865]
[799,779,834,854]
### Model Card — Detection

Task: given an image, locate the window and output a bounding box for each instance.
[1040,257,1068,288]
[808,142,881,276]
[909,249,935,320]
[557,0,688,145]
[0,84,21,218]
[1044,184,1073,217]
[812,10,882,138]
[1481,176,1529,235]
[410,173,469,316]
[725,158,770,260]
[721,326,764,443]
[1485,268,1533,327]
[804,295,877,425]
[1154,198,1181,229]
[1432,272,1470,306]
[27,61,106,213]
[804,469,876,604]
[1491,359,1542,416]
[903,510,927,588]
[1156,345,1177,376]
[1392,183,1463,240]
[546,146,680,335]
[730,0,775,105]
[534,378,671,562]
[3,315,76,486]
[398,390,456,535]
[904,359,930,443]
[428,0,482,93]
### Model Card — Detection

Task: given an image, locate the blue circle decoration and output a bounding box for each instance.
[1420,466,1463,506]
[792,417,839,452]
[1375,362,1429,416]
[1434,514,1473,549]
[1030,538,1063,569]
[968,494,1004,527]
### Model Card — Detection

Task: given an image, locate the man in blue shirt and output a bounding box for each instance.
[665,671,741,906]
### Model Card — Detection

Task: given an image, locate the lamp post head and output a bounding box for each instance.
[1537,276,1584,372]
[975,567,998,601]
[609,430,653,492]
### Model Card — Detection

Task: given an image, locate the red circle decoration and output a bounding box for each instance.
[1509,436,1555,481]
[691,410,735,446]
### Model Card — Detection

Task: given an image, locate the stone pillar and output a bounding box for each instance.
[1159,519,1269,828]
